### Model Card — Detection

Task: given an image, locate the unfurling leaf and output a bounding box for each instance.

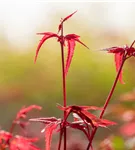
[58,11,77,33]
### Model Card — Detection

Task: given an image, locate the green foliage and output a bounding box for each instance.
[112,136,125,150]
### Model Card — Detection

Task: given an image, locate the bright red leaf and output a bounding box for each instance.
[35,32,59,63]
[65,39,76,75]
[102,40,135,84]
[30,117,61,150]
[58,11,77,33]
[101,46,125,84]
[16,105,42,120]
[35,12,89,77]
[10,136,40,150]
[65,34,89,75]
[114,53,124,84]
[0,130,12,141]
[45,123,59,150]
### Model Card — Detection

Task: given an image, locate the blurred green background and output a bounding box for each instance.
[0,1,135,145]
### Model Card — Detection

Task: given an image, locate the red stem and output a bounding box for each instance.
[60,23,67,150]
[58,127,63,150]
[87,55,126,150]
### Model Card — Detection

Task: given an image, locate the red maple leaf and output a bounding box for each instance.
[114,52,124,84]
[16,105,42,120]
[58,11,77,33]
[35,12,89,76]
[101,40,135,84]
[30,117,61,150]
[10,136,40,150]
[0,130,12,142]
[0,130,12,148]
[45,123,59,150]
[58,105,116,128]
[64,34,89,75]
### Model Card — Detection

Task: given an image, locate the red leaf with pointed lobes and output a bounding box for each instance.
[30,117,59,124]
[10,136,40,150]
[101,46,125,84]
[35,32,59,63]
[37,32,55,35]
[65,34,89,49]
[65,34,89,75]
[58,105,107,128]
[101,46,125,53]
[81,110,116,127]
[0,130,12,142]
[78,106,102,111]
[58,11,77,33]
[57,105,101,112]
[99,119,117,127]
[115,53,125,84]
[67,121,90,140]
[16,105,42,120]
[45,123,59,150]
[65,39,76,75]
[65,34,80,39]
[74,38,89,49]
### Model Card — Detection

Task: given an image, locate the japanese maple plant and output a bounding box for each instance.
[32,11,119,150]
[1,11,135,150]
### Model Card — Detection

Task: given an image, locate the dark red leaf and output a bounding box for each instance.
[81,110,116,128]
[78,106,102,111]
[35,32,59,63]
[114,53,125,84]
[58,11,77,33]
[65,34,80,39]
[58,105,101,112]
[57,104,72,121]
[67,121,89,140]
